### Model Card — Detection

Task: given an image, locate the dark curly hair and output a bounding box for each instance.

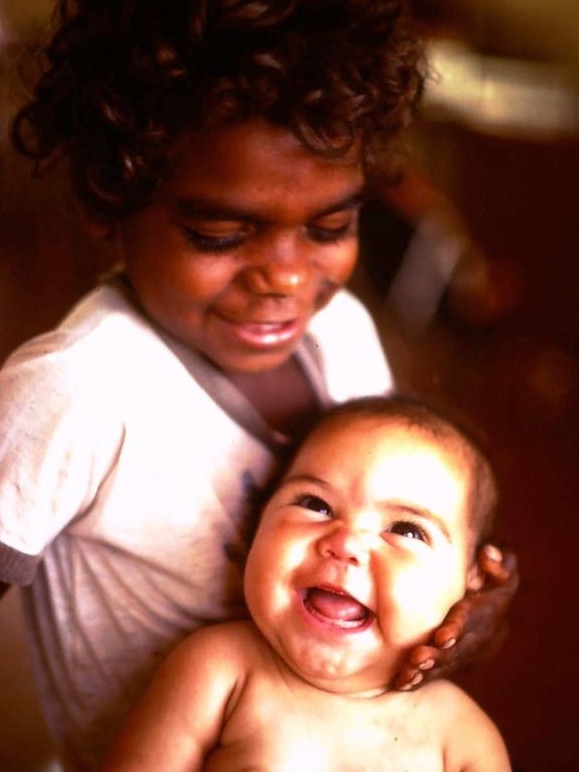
[12,0,425,222]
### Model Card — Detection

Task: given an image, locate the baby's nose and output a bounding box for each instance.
[317,525,371,567]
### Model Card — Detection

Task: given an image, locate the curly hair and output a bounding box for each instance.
[12,0,425,222]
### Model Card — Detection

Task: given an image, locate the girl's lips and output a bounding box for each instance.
[221,316,302,348]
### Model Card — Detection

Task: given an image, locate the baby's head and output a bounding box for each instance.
[244,396,498,695]
[12,0,423,224]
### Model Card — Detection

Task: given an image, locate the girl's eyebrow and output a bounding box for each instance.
[174,199,260,222]
[173,190,364,223]
[316,192,364,217]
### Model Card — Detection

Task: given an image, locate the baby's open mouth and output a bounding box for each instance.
[303,587,374,631]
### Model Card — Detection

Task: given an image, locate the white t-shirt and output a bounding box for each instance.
[0,282,393,770]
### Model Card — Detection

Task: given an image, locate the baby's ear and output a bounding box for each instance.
[466,560,484,592]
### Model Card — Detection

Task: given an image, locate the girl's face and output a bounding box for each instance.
[244,417,481,696]
[115,118,363,373]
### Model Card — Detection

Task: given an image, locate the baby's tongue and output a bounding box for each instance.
[307,587,367,622]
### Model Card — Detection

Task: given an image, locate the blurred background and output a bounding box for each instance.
[1,1,578,770]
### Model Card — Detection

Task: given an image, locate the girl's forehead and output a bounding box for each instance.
[161,118,365,222]
[173,118,364,180]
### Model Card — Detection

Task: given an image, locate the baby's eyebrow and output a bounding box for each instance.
[281,473,332,490]
[380,501,453,543]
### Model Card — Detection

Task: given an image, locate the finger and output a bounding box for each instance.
[393,666,424,691]
[433,624,459,649]
[395,643,467,690]
[478,544,519,587]
[433,603,471,647]
[478,545,507,582]
[392,645,442,691]
[408,645,440,669]
[495,549,520,592]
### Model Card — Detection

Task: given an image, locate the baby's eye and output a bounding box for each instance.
[294,494,332,516]
[388,521,428,543]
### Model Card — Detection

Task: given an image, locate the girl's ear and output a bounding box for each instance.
[82,207,114,239]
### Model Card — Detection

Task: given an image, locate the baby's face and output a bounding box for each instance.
[244,416,480,696]
[114,117,363,374]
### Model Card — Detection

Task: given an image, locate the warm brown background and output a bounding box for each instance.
[1,2,578,770]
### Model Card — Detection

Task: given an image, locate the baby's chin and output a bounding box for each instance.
[272,645,399,699]
[292,668,395,699]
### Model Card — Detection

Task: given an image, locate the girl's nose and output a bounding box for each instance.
[239,235,313,295]
[317,526,370,567]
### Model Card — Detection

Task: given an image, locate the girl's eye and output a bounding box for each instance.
[182,227,246,254]
[307,221,355,245]
[294,494,332,516]
[388,521,428,543]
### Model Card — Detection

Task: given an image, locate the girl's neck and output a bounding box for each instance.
[227,357,322,436]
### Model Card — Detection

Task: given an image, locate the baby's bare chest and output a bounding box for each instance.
[204,682,446,771]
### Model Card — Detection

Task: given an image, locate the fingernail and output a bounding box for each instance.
[419,658,435,671]
[441,638,456,650]
[398,671,424,691]
[484,544,502,562]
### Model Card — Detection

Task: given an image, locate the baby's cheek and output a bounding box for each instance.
[382,568,462,642]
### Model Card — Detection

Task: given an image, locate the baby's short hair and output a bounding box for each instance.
[12,0,424,222]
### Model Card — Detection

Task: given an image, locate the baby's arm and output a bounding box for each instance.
[100,624,243,771]
[394,545,518,690]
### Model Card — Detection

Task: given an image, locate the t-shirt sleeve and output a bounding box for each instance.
[307,289,395,403]
[0,341,124,585]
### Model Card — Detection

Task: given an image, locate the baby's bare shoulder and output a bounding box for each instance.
[171,620,262,671]
[418,680,511,771]
[413,679,490,728]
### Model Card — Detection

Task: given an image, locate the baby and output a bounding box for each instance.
[102,396,511,771]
